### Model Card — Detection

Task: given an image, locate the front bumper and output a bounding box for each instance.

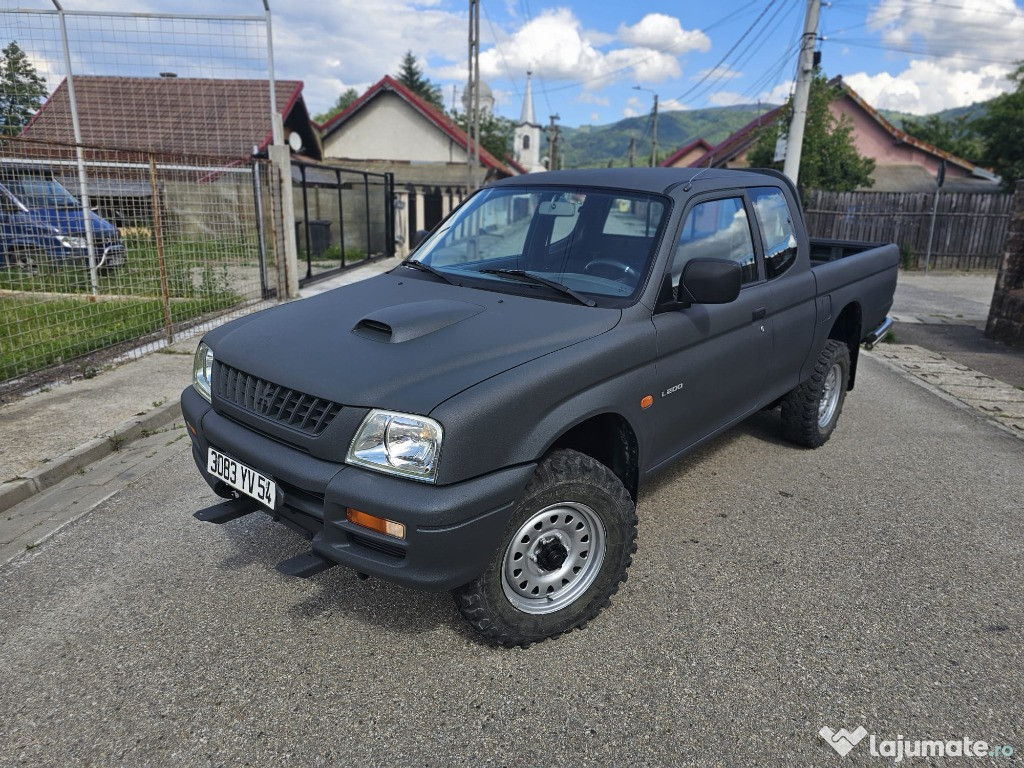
[181,386,534,591]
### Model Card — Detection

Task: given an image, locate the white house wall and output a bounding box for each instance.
[322,91,468,164]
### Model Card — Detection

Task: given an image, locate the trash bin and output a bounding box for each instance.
[296,219,331,258]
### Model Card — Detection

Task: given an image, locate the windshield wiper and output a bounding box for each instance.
[479,268,596,307]
[400,259,458,286]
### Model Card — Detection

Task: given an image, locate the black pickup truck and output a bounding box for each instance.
[181,168,897,646]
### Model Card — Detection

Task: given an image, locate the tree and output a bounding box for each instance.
[901,113,984,164]
[1,41,47,136]
[314,87,360,124]
[396,50,444,111]
[975,62,1024,191]
[748,73,875,192]
[453,110,515,164]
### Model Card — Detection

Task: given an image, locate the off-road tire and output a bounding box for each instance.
[453,449,638,648]
[780,339,850,448]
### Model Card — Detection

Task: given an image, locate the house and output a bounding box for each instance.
[20,74,320,161]
[660,138,713,170]
[16,75,320,228]
[663,78,1000,193]
[318,75,515,252]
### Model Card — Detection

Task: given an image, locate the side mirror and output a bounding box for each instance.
[679,258,741,305]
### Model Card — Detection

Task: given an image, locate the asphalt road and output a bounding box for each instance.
[1,356,1021,767]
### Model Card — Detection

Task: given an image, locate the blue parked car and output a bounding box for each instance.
[0,167,126,271]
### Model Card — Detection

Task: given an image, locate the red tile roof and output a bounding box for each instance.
[659,138,713,168]
[319,75,511,175]
[689,104,785,168]
[20,76,305,159]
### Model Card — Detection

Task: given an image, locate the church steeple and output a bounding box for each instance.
[520,70,537,126]
[514,70,545,173]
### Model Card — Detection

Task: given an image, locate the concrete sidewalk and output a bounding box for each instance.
[0,254,399,515]
[2,261,1022,520]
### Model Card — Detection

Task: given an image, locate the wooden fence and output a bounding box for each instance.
[803,190,1012,270]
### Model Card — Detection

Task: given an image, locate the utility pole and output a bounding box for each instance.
[782,0,821,184]
[633,85,659,167]
[627,136,636,167]
[547,114,561,171]
[466,0,481,192]
[650,93,659,167]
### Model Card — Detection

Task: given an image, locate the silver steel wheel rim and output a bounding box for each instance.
[818,362,841,428]
[500,501,606,615]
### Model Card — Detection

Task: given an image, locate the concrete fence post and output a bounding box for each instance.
[984,180,1024,348]
[268,130,299,298]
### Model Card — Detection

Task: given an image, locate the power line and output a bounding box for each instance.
[480,1,521,102]
[682,0,796,107]
[826,37,1021,65]
[672,0,783,104]
[497,0,764,96]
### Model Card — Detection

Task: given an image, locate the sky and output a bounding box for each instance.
[5,0,1024,127]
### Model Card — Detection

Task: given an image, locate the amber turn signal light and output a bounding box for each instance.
[641,395,653,409]
[346,508,406,539]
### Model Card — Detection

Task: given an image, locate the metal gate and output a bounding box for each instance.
[293,162,395,286]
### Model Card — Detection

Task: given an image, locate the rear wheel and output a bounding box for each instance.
[453,449,637,647]
[780,339,850,448]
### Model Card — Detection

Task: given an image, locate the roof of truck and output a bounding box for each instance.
[486,167,781,195]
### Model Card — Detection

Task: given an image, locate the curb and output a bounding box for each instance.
[0,399,183,516]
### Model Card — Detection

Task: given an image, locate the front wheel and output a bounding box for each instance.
[453,449,637,647]
[780,339,851,448]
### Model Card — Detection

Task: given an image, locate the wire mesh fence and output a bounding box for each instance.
[0,136,276,390]
[1,5,286,396]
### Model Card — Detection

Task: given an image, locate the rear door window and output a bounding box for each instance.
[749,187,798,279]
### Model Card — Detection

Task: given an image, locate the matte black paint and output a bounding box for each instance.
[183,168,899,591]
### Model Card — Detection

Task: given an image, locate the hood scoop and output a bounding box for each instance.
[351,299,486,343]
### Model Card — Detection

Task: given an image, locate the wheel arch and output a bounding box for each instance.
[828,301,862,390]
[547,412,640,502]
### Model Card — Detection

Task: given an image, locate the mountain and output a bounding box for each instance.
[556,104,778,169]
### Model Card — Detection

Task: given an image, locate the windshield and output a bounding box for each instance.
[2,175,81,208]
[411,185,668,306]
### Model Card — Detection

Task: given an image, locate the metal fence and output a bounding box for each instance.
[804,189,1013,270]
[292,162,395,286]
[0,136,276,391]
[1,5,288,397]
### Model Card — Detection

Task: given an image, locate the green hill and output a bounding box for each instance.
[557,105,778,169]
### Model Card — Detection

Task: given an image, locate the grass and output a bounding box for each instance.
[1,235,249,381]
[1,291,238,380]
[0,236,252,299]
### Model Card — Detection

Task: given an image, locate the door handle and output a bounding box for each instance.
[752,307,767,321]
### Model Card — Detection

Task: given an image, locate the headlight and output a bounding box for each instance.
[192,342,214,402]
[56,235,88,249]
[347,410,443,483]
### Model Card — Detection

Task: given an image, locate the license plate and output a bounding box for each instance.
[207,447,277,509]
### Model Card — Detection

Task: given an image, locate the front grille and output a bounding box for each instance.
[214,361,342,437]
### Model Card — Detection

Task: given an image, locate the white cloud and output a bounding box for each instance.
[845,60,1011,114]
[617,13,710,54]
[623,107,639,118]
[590,111,600,123]
[707,91,748,108]
[846,0,1023,113]
[706,80,791,108]
[868,0,1024,56]
[693,66,742,82]
[660,98,690,112]
[462,9,707,94]
[576,92,610,106]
